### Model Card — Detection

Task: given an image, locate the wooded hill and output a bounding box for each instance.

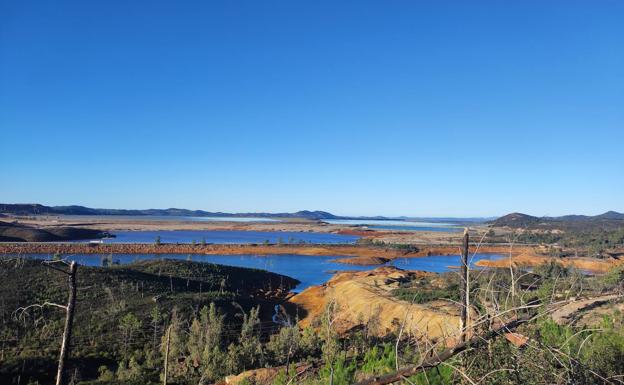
[0,258,299,384]
[1,256,623,385]
[492,211,624,230]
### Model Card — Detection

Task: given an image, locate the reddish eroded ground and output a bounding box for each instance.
[475,249,624,273]
[289,266,464,341]
[0,242,526,258]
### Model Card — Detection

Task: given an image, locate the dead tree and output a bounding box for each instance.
[460,228,469,341]
[163,324,172,385]
[56,261,77,385]
[15,260,79,385]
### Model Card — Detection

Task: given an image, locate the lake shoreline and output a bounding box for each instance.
[0,242,527,259]
[1,243,618,273]
[4,214,480,245]
[8,252,507,292]
[0,243,532,265]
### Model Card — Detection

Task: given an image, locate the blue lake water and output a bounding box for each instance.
[15,253,504,292]
[100,230,359,244]
[323,219,462,232]
[182,217,279,222]
[369,225,463,232]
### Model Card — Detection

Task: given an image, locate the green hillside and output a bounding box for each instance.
[0,258,298,384]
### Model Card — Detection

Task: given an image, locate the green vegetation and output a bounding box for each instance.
[392,273,459,303]
[357,238,420,253]
[0,258,298,384]
[461,315,624,385]
[517,227,624,257]
[1,257,623,385]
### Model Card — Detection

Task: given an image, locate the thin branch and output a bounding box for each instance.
[13,302,68,320]
[352,316,531,385]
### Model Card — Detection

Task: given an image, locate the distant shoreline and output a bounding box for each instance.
[0,242,517,258]
[1,243,619,273]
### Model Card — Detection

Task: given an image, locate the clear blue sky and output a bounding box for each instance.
[1,1,622,217]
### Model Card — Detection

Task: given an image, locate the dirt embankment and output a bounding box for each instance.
[475,249,624,273]
[332,256,391,265]
[0,243,523,258]
[289,266,464,341]
[0,243,412,257]
[0,221,108,242]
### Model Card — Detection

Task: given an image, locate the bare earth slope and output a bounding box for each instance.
[0,221,107,242]
[289,266,462,341]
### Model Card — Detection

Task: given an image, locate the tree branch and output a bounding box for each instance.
[352,316,531,385]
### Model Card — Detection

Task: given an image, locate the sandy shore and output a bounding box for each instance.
[4,214,484,244]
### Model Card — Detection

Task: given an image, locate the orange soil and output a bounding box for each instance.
[0,243,410,257]
[224,363,313,385]
[289,267,464,341]
[331,256,391,265]
[475,249,624,273]
[0,243,519,258]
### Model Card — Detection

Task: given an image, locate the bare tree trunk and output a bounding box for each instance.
[508,232,517,301]
[163,325,171,385]
[55,261,77,385]
[459,228,469,341]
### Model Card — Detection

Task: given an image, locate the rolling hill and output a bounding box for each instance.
[492,211,624,230]
[0,221,109,242]
[0,203,339,220]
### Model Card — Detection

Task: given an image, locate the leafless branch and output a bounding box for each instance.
[352,316,531,385]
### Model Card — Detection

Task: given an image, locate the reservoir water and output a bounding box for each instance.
[101,230,359,244]
[322,219,462,232]
[14,253,504,292]
[369,225,462,232]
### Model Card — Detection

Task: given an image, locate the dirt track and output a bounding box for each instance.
[550,294,622,325]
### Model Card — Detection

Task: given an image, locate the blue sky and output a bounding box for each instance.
[1,1,622,217]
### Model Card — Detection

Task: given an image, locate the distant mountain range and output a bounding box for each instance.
[8,204,621,228]
[0,204,341,221]
[0,203,489,223]
[492,211,624,230]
